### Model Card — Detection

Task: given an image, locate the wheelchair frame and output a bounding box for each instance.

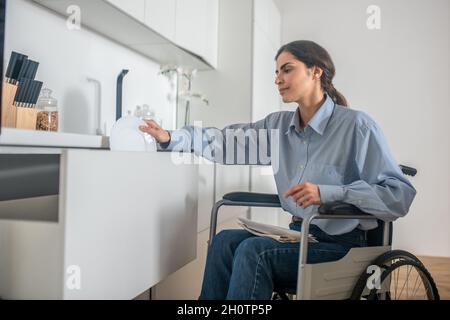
[207,165,423,300]
[209,194,391,299]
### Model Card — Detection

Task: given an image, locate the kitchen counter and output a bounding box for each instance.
[0,144,199,299]
[0,128,109,150]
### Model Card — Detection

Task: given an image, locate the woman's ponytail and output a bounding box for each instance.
[326,83,348,107]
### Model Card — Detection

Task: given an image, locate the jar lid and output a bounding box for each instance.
[37,87,58,108]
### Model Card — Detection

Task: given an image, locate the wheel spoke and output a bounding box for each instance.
[411,272,421,299]
[398,265,413,299]
[394,264,400,299]
[406,265,410,299]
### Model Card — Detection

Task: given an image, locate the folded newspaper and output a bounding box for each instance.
[237,217,318,243]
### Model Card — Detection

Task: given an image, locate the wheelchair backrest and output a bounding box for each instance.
[367,220,393,246]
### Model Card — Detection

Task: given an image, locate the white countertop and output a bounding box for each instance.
[0,128,109,150]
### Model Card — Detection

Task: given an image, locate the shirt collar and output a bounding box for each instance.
[285,94,335,136]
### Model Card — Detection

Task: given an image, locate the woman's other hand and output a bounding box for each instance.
[139,120,171,144]
[283,182,322,209]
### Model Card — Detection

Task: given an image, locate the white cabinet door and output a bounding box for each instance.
[203,0,219,68]
[106,0,146,23]
[144,0,177,42]
[175,0,206,58]
[59,150,199,299]
[175,0,218,68]
[0,150,199,299]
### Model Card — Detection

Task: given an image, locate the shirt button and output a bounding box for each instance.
[300,165,304,170]
[303,140,308,145]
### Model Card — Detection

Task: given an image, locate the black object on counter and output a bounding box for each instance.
[116,69,129,121]
[5,51,28,83]
[14,79,27,105]
[26,60,39,80]
[30,80,43,106]
[12,55,28,82]
[17,59,39,81]
[17,59,30,80]
[14,79,42,107]
[5,51,20,80]
[14,79,28,106]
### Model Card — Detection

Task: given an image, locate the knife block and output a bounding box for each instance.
[2,81,38,130]
[15,107,38,130]
[1,81,18,128]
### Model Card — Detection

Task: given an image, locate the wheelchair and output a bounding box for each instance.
[208,165,440,300]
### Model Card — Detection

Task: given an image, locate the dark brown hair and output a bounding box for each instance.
[276,40,348,106]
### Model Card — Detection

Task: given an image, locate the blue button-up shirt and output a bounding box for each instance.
[161,94,416,235]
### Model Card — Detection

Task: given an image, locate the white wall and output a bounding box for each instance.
[4,0,173,136]
[276,0,450,257]
[250,0,287,226]
[191,0,255,232]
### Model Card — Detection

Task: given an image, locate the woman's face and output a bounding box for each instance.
[275,51,319,103]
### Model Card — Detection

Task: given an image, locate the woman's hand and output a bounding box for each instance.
[139,120,171,144]
[283,182,322,209]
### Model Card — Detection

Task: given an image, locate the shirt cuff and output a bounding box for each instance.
[157,129,191,151]
[158,131,172,149]
[318,185,345,203]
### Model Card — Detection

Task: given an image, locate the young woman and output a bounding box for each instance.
[139,40,416,300]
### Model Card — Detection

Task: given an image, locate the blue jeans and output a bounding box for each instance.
[199,220,368,300]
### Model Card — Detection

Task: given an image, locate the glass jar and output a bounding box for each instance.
[36,88,58,132]
[141,104,155,120]
[134,105,142,118]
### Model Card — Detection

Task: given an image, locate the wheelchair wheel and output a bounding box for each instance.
[367,260,439,300]
[351,250,440,300]
[371,249,423,266]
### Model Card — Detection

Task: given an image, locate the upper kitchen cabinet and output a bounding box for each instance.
[32,0,214,70]
[175,0,219,68]
[106,0,146,23]
[144,0,177,42]
[254,0,281,49]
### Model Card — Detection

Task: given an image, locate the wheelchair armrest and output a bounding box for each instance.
[399,164,417,177]
[222,192,281,206]
[318,201,371,216]
[209,192,281,245]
